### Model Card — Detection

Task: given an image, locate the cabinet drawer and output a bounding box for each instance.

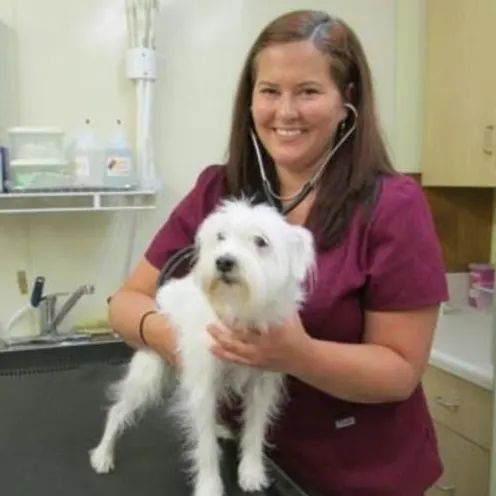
[422,366,492,450]
[426,421,489,496]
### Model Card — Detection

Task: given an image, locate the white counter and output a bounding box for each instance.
[429,306,494,391]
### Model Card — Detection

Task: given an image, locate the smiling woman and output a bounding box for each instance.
[251,40,347,178]
[224,10,393,244]
[109,9,448,496]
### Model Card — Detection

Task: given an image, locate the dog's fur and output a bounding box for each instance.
[89,199,315,496]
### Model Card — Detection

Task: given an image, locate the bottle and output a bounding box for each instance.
[104,119,135,189]
[73,119,102,187]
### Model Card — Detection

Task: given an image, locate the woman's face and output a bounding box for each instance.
[251,40,347,176]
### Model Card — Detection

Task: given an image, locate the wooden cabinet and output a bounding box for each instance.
[427,421,490,496]
[422,0,496,186]
[423,366,492,450]
[423,365,492,495]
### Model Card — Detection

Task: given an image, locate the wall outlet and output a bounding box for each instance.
[16,270,28,295]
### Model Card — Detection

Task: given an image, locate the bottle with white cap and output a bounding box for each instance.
[104,119,135,189]
[73,118,102,188]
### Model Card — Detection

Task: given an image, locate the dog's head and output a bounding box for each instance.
[192,199,315,323]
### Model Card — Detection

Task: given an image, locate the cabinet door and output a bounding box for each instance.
[422,366,493,450]
[426,421,490,496]
[422,0,496,186]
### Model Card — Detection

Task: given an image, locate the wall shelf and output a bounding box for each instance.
[0,189,157,213]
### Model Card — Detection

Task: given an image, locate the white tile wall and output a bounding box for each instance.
[0,0,425,336]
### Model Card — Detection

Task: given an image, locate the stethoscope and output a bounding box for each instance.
[157,103,358,287]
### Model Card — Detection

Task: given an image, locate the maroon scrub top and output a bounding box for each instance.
[145,165,448,495]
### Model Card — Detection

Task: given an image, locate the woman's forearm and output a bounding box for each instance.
[108,290,178,365]
[289,338,417,404]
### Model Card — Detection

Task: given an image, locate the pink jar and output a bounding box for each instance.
[468,263,494,309]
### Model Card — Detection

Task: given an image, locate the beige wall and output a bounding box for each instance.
[0,0,423,336]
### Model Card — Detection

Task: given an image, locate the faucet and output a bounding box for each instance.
[39,284,95,336]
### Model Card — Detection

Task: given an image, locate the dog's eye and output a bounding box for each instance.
[217,232,225,241]
[254,235,269,248]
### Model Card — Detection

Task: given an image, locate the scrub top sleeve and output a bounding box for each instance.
[363,176,448,311]
[145,165,224,272]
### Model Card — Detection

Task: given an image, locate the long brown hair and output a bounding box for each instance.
[224,10,397,249]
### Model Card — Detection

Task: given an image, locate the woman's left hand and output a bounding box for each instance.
[207,313,313,373]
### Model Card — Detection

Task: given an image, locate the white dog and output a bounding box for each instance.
[89,198,315,496]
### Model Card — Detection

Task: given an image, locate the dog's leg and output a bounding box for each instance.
[89,349,169,474]
[179,358,224,496]
[238,372,284,492]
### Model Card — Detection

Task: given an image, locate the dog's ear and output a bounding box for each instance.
[289,226,316,282]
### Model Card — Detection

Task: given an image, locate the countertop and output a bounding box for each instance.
[428,305,494,391]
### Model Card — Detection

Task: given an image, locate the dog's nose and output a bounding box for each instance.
[215,255,236,273]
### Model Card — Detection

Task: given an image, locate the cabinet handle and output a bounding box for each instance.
[434,482,456,493]
[434,396,459,412]
[483,124,494,155]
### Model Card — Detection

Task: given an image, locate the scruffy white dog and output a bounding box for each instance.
[89,199,315,496]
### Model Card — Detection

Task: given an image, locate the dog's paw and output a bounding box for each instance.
[215,423,235,440]
[89,446,115,474]
[238,458,270,492]
[193,475,224,496]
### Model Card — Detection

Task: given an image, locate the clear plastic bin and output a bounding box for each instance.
[8,126,66,163]
[6,159,72,191]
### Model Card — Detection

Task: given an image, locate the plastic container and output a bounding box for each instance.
[468,263,494,310]
[6,159,72,191]
[71,119,104,188]
[8,126,66,163]
[103,119,136,189]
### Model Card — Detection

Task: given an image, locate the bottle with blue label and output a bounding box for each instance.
[104,119,136,189]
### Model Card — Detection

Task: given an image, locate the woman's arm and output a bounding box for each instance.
[287,177,446,403]
[209,304,440,404]
[289,305,440,403]
[109,257,179,365]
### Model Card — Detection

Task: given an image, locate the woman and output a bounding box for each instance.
[109,10,448,495]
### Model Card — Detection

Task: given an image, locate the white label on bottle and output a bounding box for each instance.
[107,156,131,176]
[75,156,90,177]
